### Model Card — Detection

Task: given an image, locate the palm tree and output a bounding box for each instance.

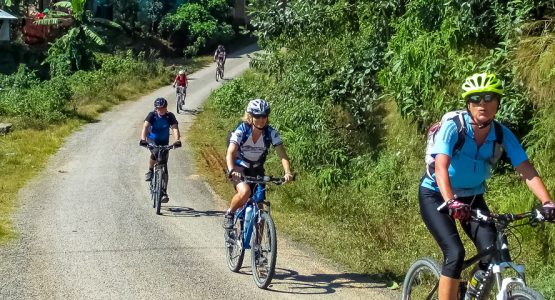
[34,0,120,76]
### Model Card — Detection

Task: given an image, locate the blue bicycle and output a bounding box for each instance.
[225,175,285,289]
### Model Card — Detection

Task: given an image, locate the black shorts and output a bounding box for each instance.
[418,178,496,279]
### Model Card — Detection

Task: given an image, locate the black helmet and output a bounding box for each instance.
[154,97,168,108]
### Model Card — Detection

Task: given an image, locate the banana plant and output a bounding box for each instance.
[33,0,121,76]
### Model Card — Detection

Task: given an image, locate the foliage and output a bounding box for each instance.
[0,52,165,126]
[158,0,233,55]
[200,0,555,294]
[145,0,164,32]
[34,0,121,77]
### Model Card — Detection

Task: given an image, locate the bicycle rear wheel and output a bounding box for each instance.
[508,286,544,300]
[251,211,277,289]
[154,167,163,215]
[225,216,245,272]
[402,257,441,300]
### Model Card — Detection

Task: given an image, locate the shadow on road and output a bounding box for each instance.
[266,268,392,295]
[164,206,224,218]
[177,109,201,115]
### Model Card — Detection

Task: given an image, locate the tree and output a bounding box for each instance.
[34,0,121,76]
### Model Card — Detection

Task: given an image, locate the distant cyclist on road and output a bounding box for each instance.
[223,99,293,229]
[214,45,226,68]
[419,72,555,300]
[139,97,182,203]
[172,70,188,97]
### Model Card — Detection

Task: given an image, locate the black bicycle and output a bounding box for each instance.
[216,60,224,82]
[142,143,177,215]
[225,175,287,289]
[175,86,186,114]
[402,208,550,300]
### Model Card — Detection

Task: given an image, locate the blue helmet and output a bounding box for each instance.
[154,97,168,108]
[246,99,270,116]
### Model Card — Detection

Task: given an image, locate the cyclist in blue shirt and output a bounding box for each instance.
[139,97,181,203]
[223,99,294,229]
[419,73,555,300]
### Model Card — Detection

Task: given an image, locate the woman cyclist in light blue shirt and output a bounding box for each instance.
[418,73,555,300]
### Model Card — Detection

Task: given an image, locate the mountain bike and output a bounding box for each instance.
[175,86,186,114]
[216,60,224,82]
[224,175,286,289]
[402,208,550,300]
[142,143,177,215]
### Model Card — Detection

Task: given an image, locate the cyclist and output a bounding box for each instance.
[419,72,555,300]
[223,99,293,229]
[139,97,182,203]
[214,45,226,68]
[172,70,188,97]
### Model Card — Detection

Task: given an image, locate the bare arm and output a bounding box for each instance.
[171,124,180,142]
[226,143,239,173]
[435,154,456,202]
[275,144,293,180]
[515,160,553,204]
[140,121,150,140]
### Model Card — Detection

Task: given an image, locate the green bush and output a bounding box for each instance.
[158,0,233,55]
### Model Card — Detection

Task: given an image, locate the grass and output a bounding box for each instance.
[0,55,212,244]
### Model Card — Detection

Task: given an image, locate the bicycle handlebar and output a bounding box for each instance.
[241,175,293,185]
[142,143,177,150]
[472,209,546,224]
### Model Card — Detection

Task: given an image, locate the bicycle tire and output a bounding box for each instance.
[508,286,544,300]
[154,167,163,215]
[176,94,180,113]
[251,211,277,289]
[150,175,157,209]
[225,216,245,272]
[402,257,441,300]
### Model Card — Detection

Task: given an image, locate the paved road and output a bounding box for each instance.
[0,45,397,299]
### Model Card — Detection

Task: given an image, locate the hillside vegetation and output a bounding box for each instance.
[189,0,555,296]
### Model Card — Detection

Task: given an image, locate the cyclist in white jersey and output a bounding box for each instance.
[223,99,293,229]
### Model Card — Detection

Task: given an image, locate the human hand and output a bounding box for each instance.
[173,140,182,148]
[139,139,148,147]
[447,199,471,220]
[283,172,294,183]
[541,201,555,221]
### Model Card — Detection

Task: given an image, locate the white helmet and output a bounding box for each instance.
[246,99,270,116]
[178,70,185,75]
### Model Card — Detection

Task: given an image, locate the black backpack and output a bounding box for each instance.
[226,122,273,165]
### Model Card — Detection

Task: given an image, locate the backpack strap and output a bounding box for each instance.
[493,120,503,145]
[426,112,466,178]
[451,112,466,154]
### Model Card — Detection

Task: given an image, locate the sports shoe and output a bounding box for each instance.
[145,170,153,181]
[223,212,234,229]
[161,193,169,203]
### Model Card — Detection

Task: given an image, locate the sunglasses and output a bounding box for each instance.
[466,93,500,104]
[252,114,268,119]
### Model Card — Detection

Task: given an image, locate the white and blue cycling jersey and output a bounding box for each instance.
[421,113,528,196]
[229,122,282,167]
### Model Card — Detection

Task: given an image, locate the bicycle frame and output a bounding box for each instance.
[457,210,539,300]
[234,182,269,250]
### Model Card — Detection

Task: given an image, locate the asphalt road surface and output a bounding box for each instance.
[0,45,397,300]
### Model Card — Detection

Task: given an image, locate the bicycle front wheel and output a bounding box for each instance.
[508,287,544,300]
[402,257,441,300]
[154,167,164,215]
[251,211,277,289]
[225,217,245,272]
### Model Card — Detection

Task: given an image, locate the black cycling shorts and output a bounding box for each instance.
[418,178,496,279]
